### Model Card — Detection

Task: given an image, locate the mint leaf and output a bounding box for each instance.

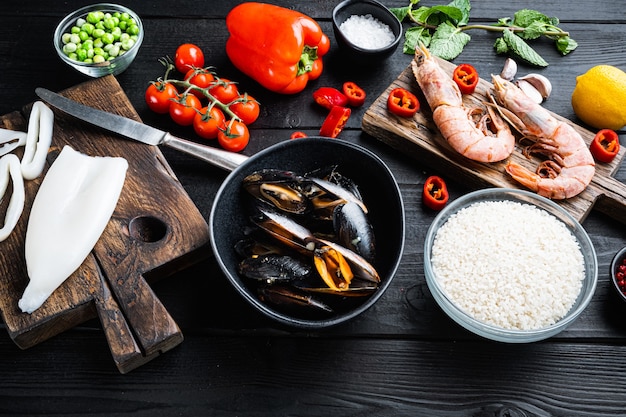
[494,37,509,54]
[512,9,551,27]
[556,36,578,55]
[448,0,471,25]
[429,22,471,60]
[502,29,548,67]
[390,6,411,22]
[519,21,546,40]
[403,26,431,54]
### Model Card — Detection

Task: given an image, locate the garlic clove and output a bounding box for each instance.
[518,73,552,99]
[516,79,544,104]
[500,58,518,81]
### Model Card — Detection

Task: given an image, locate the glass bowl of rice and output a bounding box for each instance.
[332,0,402,63]
[423,188,598,343]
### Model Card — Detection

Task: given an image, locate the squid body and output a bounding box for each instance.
[18,145,128,313]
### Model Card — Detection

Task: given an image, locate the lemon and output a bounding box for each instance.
[571,65,626,130]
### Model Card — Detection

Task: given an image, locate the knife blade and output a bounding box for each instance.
[35,87,248,171]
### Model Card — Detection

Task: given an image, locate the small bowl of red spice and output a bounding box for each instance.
[610,247,626,302]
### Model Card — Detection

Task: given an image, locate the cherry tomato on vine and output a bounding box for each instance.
[145,81,177,114]
[169,94,202,126]
[185,68,215,99]
[230,94,260,125]
[174,43,205,73]
[193,106,226,140]
[210,78,239,104]
[218,120,250,152]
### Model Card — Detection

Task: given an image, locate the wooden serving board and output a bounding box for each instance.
[0,76,211,373]
[362,58,626,225]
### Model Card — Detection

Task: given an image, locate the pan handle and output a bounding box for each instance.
[162,132,248,171]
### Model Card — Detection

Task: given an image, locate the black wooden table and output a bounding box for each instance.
[1,1,625,415]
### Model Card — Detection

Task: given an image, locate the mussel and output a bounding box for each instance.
[333,202,376,263]
[237,166,379,315]
[243,169,311,214]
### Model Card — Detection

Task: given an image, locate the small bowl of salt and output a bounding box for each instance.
[332,0,402,63]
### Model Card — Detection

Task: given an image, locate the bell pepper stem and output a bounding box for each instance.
[297,46,318,76]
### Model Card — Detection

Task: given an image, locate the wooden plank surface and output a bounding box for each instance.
[0,76,211,373]
[1,0,626,414]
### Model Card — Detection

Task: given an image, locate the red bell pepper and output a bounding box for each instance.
[225,2,330,94]
[319,106,351,138]
[452,63,479,95]
[423,176,449,210]
[590,129,620,163]
[342,81,366,107]
[387,88,419,117]
[313,87,348,110]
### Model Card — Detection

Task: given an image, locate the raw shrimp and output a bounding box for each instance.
[491,74,595,199]
[411,44,515,163]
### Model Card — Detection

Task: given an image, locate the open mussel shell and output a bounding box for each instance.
[210,137,405,328]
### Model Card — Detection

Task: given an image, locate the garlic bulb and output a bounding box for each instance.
[19,146,128,314]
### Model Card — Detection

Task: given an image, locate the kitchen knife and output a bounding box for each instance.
[35,87,248,171]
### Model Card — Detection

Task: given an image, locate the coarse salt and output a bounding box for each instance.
[339,14,395,50]
[431,200,585,331]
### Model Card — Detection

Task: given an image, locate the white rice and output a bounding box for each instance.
[339,14,395,50]
[430,200,585,331]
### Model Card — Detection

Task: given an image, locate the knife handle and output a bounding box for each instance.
[162,133,248,172]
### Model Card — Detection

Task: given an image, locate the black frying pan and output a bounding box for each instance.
[210,137,405,328]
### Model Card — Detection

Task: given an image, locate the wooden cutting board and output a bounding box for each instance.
[362,58,626,225]
[0,76,211,373]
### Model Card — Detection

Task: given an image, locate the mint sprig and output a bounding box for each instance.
[391,0,577,67]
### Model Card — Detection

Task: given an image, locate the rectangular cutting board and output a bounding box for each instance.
[0,76,211,373]
[362,58,626,225]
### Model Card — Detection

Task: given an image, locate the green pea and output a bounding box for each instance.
[78,31,89,42]
[86,11,103,24]
[121,38,134,50]
[95,21,105,30]
[101,32,114,45]
[69,33,81,44]
[93,54,106,64]
[76,48,87,61]
[71,25,81,34]
[81,23,94,35]
[127,24,139,36]
[63,43,77,54]
[93,38,104,48]
[61,33,72,44]
[111,26,122,41]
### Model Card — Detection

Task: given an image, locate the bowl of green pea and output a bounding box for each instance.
[54,3,143,77]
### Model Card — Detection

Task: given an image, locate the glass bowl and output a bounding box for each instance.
[423,188,598,343]
[54,3,143,77]
[332,0,402,63]
[610,247,626,302]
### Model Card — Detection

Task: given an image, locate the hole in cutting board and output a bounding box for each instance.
[128,216,168,242]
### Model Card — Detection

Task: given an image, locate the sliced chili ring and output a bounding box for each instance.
[590,128,620,163]
[423,175,449,211]
[452,63,479,95]
[342,81,366,107]
[319,106,351,138]
[387,88,419,118]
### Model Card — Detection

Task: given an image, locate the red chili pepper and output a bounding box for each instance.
[423,176,449,210]
[319,106,351,138]
[290,131,308,139]
[452,63,479,95]
[590,128,620,163]
[342,81,366,107]
[387,88,419,117]
[313,87,348,110]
